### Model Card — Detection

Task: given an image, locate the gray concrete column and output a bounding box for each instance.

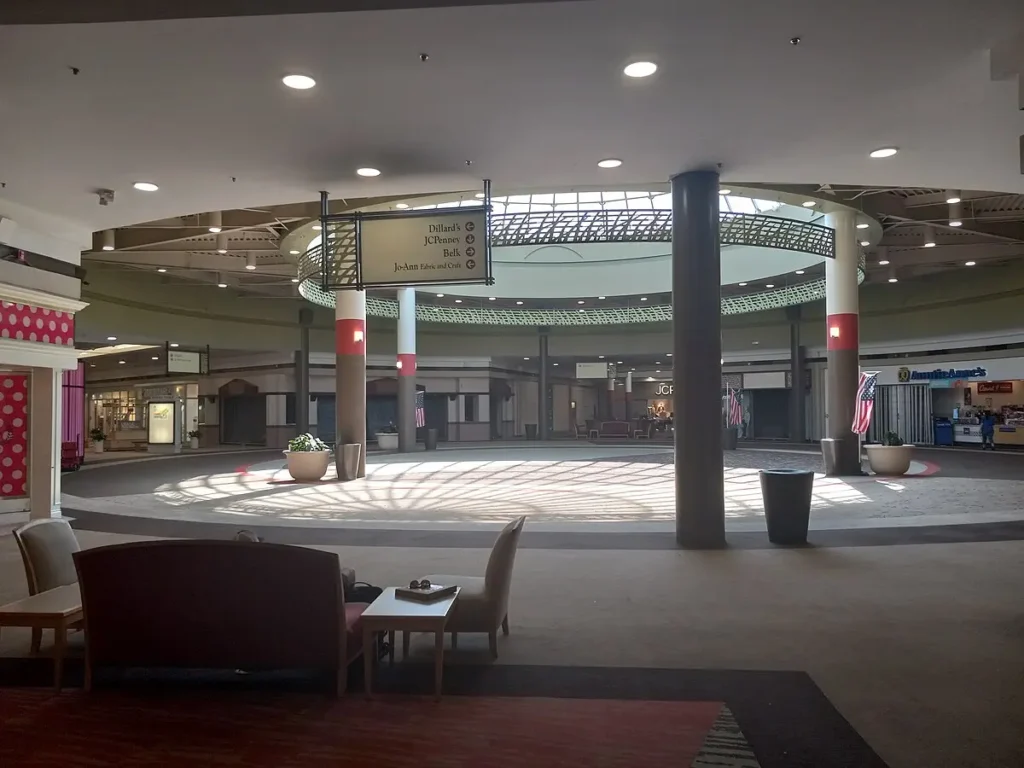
[538,330,550,440]
[785,305,805,442]
[335,290,366,478]
[824,209,862,475]
[671,170,725,549]
[396,287,417,452]
[296,307,313,433]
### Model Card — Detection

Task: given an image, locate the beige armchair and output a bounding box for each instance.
[419,515,525,659]
[13,518,82,653]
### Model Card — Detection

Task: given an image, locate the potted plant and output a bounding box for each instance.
[187,429,201,450]
[89,427,106,454]
[376,423,399,451]
[283,433,332,482]
[865,431,914,476]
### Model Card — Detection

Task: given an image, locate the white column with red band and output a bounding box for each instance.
[396,287,416,376]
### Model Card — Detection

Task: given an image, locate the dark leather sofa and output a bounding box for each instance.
[74,540,366,695]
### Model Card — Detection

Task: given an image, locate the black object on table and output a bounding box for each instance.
[759,469,814,545]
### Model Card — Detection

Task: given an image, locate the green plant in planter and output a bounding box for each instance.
[287,433,331,452]
[882,431,905,447]
[89,428,107,442]
[187,429,201,440]
[377,423,398,435]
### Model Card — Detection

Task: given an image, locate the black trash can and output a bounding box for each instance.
[820,438,838,476]
[337,443,361,482]
[525,423,538,440]
[424,428,438,451]
[722,426,738,450]
[759,469,814,545]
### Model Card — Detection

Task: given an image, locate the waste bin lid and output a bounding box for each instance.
[760,468,814,475]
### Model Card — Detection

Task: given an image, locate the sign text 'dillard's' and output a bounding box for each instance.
[359,210,488,286]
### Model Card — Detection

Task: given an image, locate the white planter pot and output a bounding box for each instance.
[283,450,331,482]
[376,433,399,451]
[865,444,914,476]
[92,440,104,454]
[190,437,199,450]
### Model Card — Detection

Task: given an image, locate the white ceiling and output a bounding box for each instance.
[1,0,1023,236]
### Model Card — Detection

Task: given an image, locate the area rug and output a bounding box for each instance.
[0,662,888,767]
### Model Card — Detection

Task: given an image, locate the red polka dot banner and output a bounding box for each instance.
[0,301,75,346]
[0,374,28,497]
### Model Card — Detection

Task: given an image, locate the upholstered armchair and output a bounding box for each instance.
[13,519,83,653]
[419,515,526,658]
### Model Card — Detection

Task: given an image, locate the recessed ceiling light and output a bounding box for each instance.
[488,297,496,301]
[765,284,775,288]
[719,189,731,196]
[169,343,179,348]
[802,200,816,207]
[949,220,962,227]
[151,356,159,360]
[118,360,126,364]
[436,293,445,298]
[217,282,228,288]
[157,268,167,273]
[597,158,623,169]
[516,300,524,305]
[454,299,462,303]
[356,167,381,177]
[577,300,585,305]
[878,259,890,266]
[923,242,936,249]
[106,336,117,341]
[965,260,976,266]
[289,249,301,255]
[209,226,222,233]
[101,244,114,252]
[856,222,869,230]
[617,361,623,364]
[752,341,760,345]
[395,203,409,209]
[598,355,605,359]
[133,182,159,192]
[623,61,657,78]
[578,309,585,313]
[945,191,961,204]
[312,224,322,231]
[640,297,648,301]
[89,364,96,368]
[553,363,559,366]
[860,240,870,247]
[282,74,316,90]
[738,282,747,286]
[291,278,300,283]
[475,193,486,199]
[888,277,898,283]
[598,296,606,300]
[869,147,899,159]
[655,370,661,373]
[666,353,672,357]
[795,270,805,275]
[656,361,662,365]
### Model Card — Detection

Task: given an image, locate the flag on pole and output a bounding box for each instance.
[851,371,879,435]
[414,390,426,428]
[729,388,743,426]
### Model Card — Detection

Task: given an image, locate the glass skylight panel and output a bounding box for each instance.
[728,196,756,214]
[578,191,602,203]
[554,192,577,204]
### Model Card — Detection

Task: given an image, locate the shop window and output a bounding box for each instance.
[464,395,476,423]
[285,393,296,425]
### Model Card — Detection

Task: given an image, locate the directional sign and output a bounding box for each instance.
[358,209,489,286]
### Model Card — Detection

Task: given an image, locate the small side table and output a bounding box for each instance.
[359,587,460,700]
[0,584,82,691]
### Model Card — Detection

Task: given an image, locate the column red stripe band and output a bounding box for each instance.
[397,353,416,376]
[826,313,858,351]
[335,318,365,356]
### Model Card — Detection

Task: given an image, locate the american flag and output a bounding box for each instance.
[851,371,879,435]
[414,390,426,428]
[728,388,743,426]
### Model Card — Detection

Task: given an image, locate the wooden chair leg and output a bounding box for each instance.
[451,632,458,650]
[502,615,509,635]
[30,628,42,655]
[488,630,498,659]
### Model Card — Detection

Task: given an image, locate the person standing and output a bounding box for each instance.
[980,410,996,451]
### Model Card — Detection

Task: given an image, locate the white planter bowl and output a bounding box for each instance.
[376,433,399,451]
[865,444,914,476]
[283,450,331,482]
[92,440,104,454]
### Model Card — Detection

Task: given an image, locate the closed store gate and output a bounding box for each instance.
[868,384,933,445]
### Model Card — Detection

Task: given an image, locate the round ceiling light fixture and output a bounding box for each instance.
[133,181,159,192]
[738,282,747,286]
[245,255,256,271]
[598,296,606,300]
[795,270,805,275]
[856,222,869,230]
[289,249,300,255]
[106,336,117,341]
[965,260,976,266]
[945,190,961,204]
[291,278,300,283]
[152,356,159,361]
[516,300,524,305]
[475,193,486,199]
[169,343,179,348]
[597,158,623,169]
[860,240,870,247]
[878,259,890,266]
[869,147,899,159]
[312,224,322,231]
[436,293,445,298]
[101,230,115,251]
[623,61,657,78]
[949,219,962,227]
[888,277,898,283]
[718,189,731,196]
[765,284,775,288]
[577,300,585,305]
[395,203,409,209]
[282,74,316,90]
[488,297,496,301]
[802,200,816,207]
[157,267,167,273]
[356,167,381,177]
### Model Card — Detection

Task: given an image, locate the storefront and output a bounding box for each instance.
[872,358,1024,447]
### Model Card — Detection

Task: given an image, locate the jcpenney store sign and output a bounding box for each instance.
[875,357,1024,386]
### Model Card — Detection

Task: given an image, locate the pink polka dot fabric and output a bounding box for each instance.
[0,374,28,497]
[0,302,75,346]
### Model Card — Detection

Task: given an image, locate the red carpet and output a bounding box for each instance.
[0,690,738,766]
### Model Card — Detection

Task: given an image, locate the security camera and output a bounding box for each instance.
[96,189,114,206]
[419,53,429,62]
[789,37,801,45]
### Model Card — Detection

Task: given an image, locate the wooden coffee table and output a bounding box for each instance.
[0,584,82,691]
[360,587,460,700]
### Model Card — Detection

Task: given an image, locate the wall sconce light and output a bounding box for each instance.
[353,330,364,343]
[829,326,841,339]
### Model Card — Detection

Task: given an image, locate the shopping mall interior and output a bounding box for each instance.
[1,2,1023,766]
